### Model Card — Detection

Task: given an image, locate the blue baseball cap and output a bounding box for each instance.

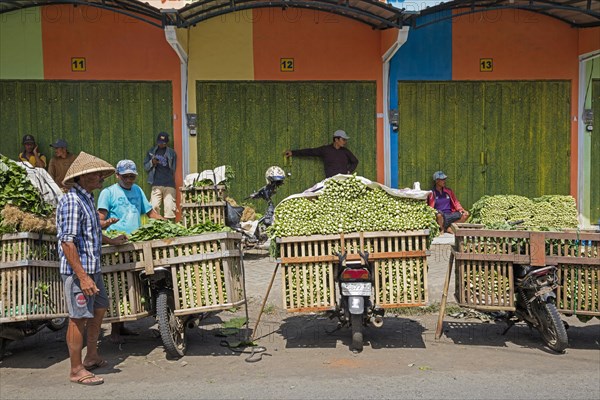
[433,171,447,180]
[116,159,138,175]
[50,138,68,148]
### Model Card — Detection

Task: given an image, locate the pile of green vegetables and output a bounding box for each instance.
[468,194,578,230]
[193,165,235,189]
[270,175,439,242]
[105,219,230,242]
[0,155,54,234]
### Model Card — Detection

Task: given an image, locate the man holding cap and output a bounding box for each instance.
[143,132,177,220]
[18,134,47,168]
[427,170,469,234]
[48,138,77,192]
[98,159,164,343]
[284,129,358,178]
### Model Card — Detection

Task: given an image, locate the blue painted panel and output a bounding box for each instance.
[389,10,452,188]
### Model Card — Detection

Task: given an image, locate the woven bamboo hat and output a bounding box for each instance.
[63,151,115,186]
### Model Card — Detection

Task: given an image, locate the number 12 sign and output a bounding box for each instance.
[280,58,294,72]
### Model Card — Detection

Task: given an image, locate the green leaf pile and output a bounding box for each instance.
[126,219,230,242]
[0,155,53,217]
[270,175,439,242]
[469,194,578,230]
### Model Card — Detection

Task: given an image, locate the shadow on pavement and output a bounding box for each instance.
[439,319,600,353]
[277,315,427,350]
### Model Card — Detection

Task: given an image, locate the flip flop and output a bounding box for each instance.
[72,374,104,386]
[83,359,108,370]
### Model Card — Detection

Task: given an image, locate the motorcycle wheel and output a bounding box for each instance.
[157,289,187,358]
[47,317,69,331]
[0,338,8,360]
[533,301,568,353]
[350,314,363,352]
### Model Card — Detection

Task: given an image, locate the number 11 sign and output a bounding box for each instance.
[71,57,86,72]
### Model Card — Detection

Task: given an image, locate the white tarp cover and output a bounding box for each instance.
[278,174,431,205]
[183,165,228,188]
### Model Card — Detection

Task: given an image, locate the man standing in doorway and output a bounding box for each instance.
[284,130,358,178]
[143,132,177,220]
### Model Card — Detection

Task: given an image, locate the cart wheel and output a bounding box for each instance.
[157,289,187,358]
[533,301,568,353]
[350,314,363,352]
[47,317,68,331]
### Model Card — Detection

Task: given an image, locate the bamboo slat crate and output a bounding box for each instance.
[180,185,226,227]
[452,224,600,313]
[1,233,67,323]
[278,231,429,313]
[101,232,244,321]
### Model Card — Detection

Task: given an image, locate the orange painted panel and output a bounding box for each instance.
[452,9,580,198]
[579,27,600,55]
[253,9,381,80]
[452,9,578,80]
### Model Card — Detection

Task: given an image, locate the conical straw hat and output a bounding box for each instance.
[63,151,115,186]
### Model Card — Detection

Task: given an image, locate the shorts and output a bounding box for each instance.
[151,186,177,219]
[441,211,463,230]
[61,273,109,319]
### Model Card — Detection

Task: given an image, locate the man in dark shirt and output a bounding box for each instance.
[284,130,359,178]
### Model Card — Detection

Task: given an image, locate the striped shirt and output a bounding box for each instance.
[56,183,102,275]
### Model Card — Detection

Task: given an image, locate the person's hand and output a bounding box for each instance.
[152,157,159,166]
[33,146,39,156]
[77,274,99,296]
[284,150,292,158]
[101,217,119,229]
[108,234,128,246]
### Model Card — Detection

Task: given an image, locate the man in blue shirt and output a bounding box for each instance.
[98,159,164,343]
[57,151,127,386]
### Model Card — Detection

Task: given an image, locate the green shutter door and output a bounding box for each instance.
[591,80,600,224]
[398,81,570,210]
[0,80,172,196]
[196,81,376,203]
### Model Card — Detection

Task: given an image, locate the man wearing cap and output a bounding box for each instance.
[48,138,77,192]
[56,152,127,386]
[427,171,469,234]
[284,129,358,178]
[18,134,47,168]
[98,159,165,344]
[143,132,177,220]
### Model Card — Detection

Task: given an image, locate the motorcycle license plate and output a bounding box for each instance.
[341,282,371,296]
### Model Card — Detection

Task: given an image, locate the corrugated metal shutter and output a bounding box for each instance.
[0,80,173,196]
[397,81,570,210]
[196,81,376,203]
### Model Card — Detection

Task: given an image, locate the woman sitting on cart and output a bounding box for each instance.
[427,171,469,234]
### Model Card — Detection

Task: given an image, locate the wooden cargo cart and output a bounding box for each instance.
[179,185,226,228]
[278,230,430,312]
[1,233,67,323]
[101,231,245,357]
[435,223,600,340]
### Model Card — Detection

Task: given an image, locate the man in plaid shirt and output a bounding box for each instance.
[56,152,127,386]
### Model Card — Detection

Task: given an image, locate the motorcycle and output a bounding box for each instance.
[502,263,568,353]
[331,251,384,352]
[138,267,209,358]
[225,166,285,249]
[0,317,68,359]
